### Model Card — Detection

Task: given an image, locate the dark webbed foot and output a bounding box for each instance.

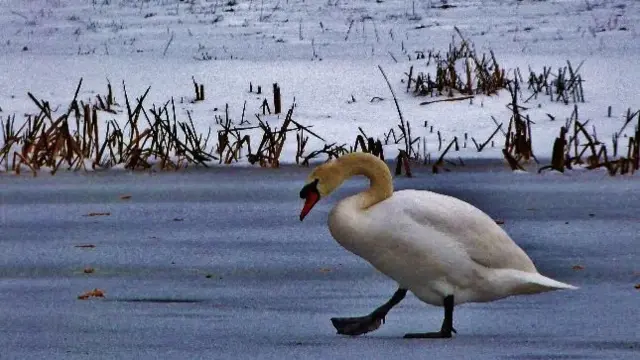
[404,331,450,339]
[404,294,456,340]
[331,314,384,336]
[403,327,456,339]
[331,288,407,336]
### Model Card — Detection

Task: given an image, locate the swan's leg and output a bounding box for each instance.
[331,288,407,336]
[404,295,456,339]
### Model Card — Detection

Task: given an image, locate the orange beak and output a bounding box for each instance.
[300,191,320,221]
[299,179,320,221]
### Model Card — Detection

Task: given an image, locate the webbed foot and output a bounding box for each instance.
[331,314,384,336]
[403,327,456,339]
[403,294,456,340]
[330,288,407,336]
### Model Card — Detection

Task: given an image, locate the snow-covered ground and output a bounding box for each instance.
[1,0,639,168]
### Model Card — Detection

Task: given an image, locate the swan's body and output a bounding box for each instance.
[329,188,575,306]
[299,152,577,338]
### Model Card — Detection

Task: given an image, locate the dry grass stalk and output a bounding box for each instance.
[295,128,309,165]
[3,79,356,174]
[539,106,640,176]
[502,80,538,170]
[383,128,399,145]
[525,61,585,104]
[212,100,333,167]
[471,123,502,152]
[0,78,228,174]
[395,150,412,177]
[301,143,348,166]
[432,137,459,173]
[379,65,421,169]
[408,27,508,99]
[419,95,474,106]
[6,79,91,175]
[192,77,205,102]
[353,127,384,160]
[273,83,281,114]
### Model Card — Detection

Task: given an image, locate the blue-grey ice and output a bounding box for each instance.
[0,163,638,359]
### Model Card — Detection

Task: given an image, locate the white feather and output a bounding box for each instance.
[328,188,578,306]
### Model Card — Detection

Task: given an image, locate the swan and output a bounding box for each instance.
[298,152,577,339]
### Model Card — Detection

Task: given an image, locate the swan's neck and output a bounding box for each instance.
[327,154,393,258]
[337,154,393,209]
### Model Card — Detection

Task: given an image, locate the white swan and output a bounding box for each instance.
[299,152,577,339]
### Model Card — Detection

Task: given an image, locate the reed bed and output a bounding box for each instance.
[1,34,637,178]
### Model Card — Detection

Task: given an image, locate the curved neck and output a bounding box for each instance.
[336,153,393,209]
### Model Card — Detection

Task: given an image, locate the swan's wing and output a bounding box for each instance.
[373,190,537,273]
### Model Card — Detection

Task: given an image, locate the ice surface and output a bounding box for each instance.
[0,164,639,359]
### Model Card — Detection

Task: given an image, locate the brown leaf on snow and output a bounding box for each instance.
[572,265,585,271]
[83,267,95,274]
[319,268,332,273]
[74,244,96,248]
[634,284,640,290]
[83,212,111,217]
[77,288,105,300]
[119,195,132,200]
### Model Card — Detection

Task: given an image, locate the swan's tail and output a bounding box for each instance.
[494,269,579,295]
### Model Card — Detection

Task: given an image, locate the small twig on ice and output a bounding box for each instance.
[419,95,474,106]
[163,31,175,57]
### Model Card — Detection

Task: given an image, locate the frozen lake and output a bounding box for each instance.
[0,163,639,359]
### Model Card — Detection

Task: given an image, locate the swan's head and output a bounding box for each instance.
[299,160,343,221]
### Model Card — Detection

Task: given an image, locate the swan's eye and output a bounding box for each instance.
[300,179,320,199]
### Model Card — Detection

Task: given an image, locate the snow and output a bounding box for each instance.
[1,0,639,171]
